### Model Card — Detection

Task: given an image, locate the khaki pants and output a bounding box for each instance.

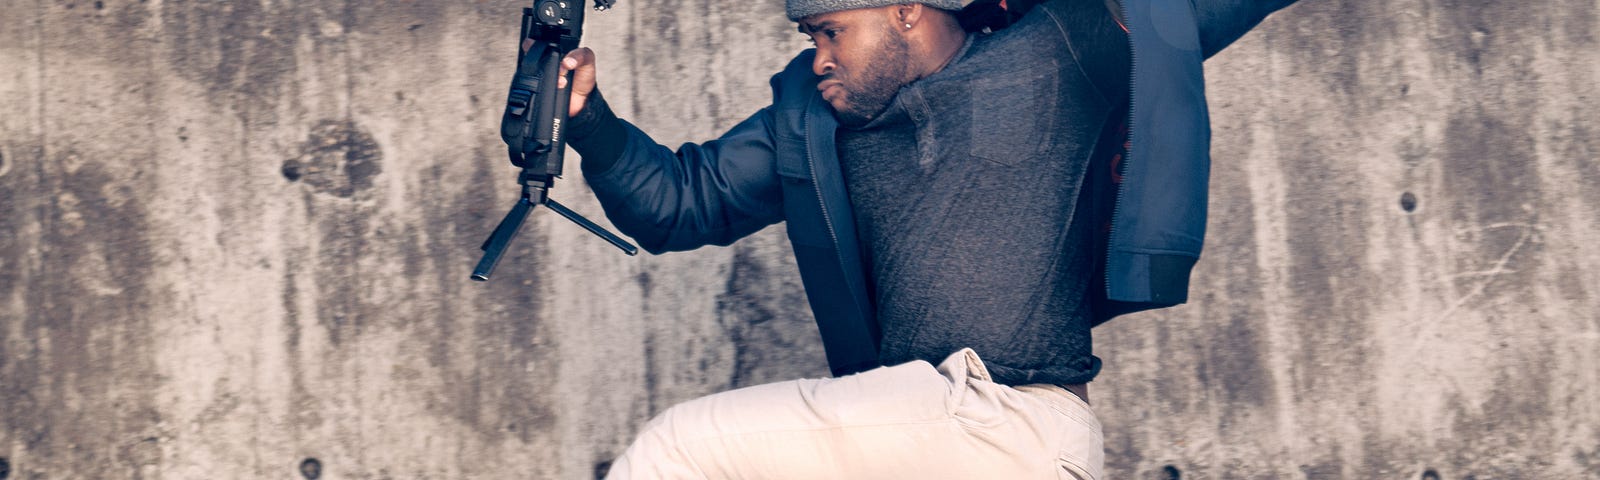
[605,348,1104,480]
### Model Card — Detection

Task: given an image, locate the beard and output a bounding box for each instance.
[827,29,912,128]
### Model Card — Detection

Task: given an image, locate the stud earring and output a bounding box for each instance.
[905,23,913,29]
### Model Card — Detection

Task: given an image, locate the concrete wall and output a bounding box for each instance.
[1,0,1596,478]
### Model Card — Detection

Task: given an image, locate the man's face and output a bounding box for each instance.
[800,7,914,127]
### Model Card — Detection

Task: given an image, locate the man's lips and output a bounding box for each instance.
[818,79,842,98]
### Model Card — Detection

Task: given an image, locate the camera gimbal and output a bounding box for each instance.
[472,0,637,282]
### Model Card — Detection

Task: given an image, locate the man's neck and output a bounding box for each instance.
[926,34,966,76]
[913,17,969,80]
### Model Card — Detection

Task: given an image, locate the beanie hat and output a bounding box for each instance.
[786,0,971,22]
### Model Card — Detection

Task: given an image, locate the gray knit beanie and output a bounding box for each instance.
[786,0,970,21]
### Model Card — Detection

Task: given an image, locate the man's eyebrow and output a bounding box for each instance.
[797,21,837,34]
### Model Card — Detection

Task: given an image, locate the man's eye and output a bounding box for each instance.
[825,29,840,39]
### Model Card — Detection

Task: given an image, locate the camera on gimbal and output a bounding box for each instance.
[472,0,635,282]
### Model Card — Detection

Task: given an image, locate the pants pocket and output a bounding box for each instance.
[1057,456,1098,480]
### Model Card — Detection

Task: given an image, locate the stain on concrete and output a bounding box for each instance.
[1282,0,1368,99]
[1441,1,1539,78]
[278,252,322,441]
[117,436,162,473]
[414,141,561,446]
[158,0,297,111]
[1280,159,1380,400]
[641,328,662,416]
[1439,109,1543,311]
[1436,366,1560,476]
[0,145,26,390]
[309,203,372,346]
[1209,312,1274,408]
[1576,447,1600,476]
[714,241,826,389]
[282,120,383,198]
[1192,174,1276,420]
[1298,459,1342,479]
[635,270,654,296]
[3,144,167,477]
[1100,428,1143,478]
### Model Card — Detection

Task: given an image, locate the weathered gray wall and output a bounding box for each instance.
[1,0,1596,478]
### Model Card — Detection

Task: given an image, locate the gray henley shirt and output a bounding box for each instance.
[837,0,1130,386]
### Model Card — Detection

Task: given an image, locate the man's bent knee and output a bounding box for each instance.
[606,404,706,479]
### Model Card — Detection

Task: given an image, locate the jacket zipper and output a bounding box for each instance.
[1106,0,1135,297]
[802,100,845,269]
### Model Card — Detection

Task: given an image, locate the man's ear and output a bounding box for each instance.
[895,3,923,27]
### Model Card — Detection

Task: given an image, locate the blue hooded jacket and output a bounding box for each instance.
[576,0,1300,376]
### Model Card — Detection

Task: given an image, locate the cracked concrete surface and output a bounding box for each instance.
[2,0,1598,478]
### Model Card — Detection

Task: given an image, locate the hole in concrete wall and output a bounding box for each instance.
[299,458,322,479]
[1,456,11,479]
[1400,192,1418,212]
[593,460,612,479]
[1162,465,1181,480]
[1422,469,1441,480]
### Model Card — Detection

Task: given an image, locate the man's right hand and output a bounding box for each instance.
[520,41,599,118]
[558,48,599,118]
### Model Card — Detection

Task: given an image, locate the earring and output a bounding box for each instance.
[905,23,913,29]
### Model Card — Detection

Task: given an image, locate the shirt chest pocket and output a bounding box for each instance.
[969,68,1061,167]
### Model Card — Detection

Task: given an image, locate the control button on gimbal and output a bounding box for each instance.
[537,0,567,24]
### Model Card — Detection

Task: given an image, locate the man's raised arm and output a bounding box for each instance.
[1193,0,1300,58]
[558,48,788,254]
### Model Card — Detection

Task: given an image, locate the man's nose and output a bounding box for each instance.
[812,49,835,77]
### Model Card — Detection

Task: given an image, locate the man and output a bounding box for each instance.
[553,0,1296,477]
